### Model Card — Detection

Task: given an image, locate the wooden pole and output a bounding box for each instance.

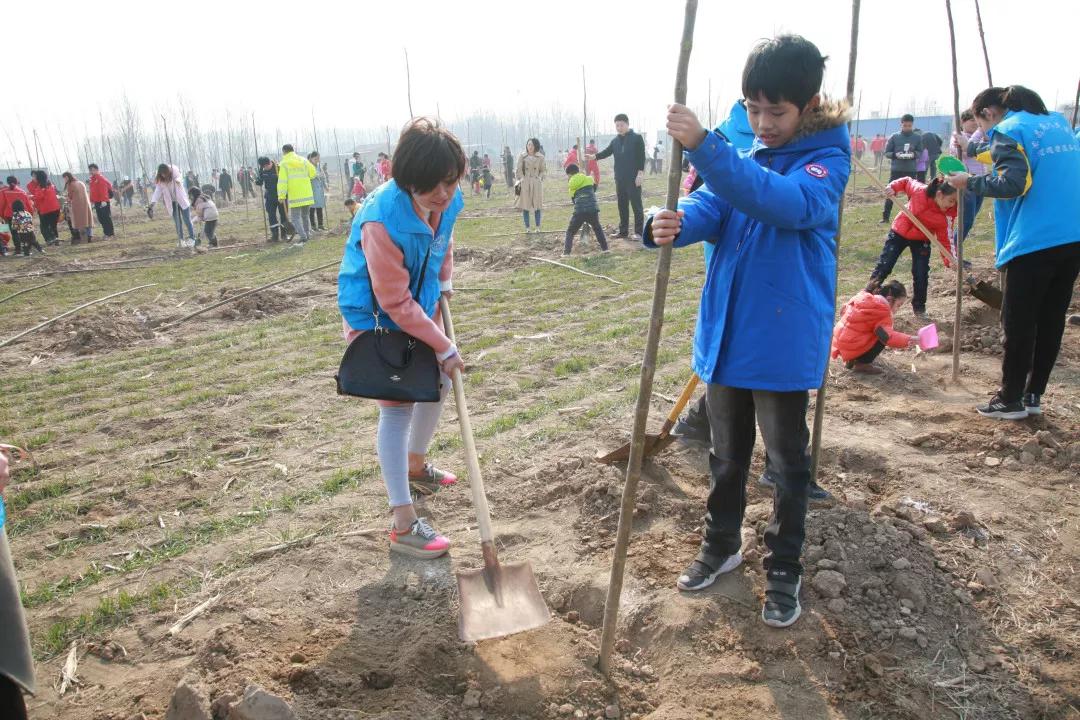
[1071,77,1080,130]
[0,284,156,349]
[404,48,414,119]
[0,281,55,306]
[598,0,697,678]
[879,92,892,179]
[252,114,269,241]
[945,0,964,382]
[105,135,126,234]
[162,115,173,166]
[809,0,860,487]
[974,0,993,85]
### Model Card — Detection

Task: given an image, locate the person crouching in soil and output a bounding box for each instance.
[337,118,466,559]
[832,280,916,374]
[188,187,220,248]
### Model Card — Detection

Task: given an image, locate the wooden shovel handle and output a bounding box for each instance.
[656,373,700,437]
[439,296,495,546]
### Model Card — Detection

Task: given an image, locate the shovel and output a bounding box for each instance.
[595,373,700,464]
[439,296,550,642]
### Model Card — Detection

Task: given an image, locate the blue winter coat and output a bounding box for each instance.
[703,100,756,265]
[337,180,463,332]
[645,101,850,391]
[312,173,327,209]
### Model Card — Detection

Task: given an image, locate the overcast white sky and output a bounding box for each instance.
[2,0,1077,166]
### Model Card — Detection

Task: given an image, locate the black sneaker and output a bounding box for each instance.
[1023,393,1042,416]
[761,568,802,628]
[879,217,889,224]
[976,394,1028,420]
[671,416,711,449]
[808,482,833,503]
[676,550,742,591]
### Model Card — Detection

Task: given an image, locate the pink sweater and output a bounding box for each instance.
[342,217,454,357]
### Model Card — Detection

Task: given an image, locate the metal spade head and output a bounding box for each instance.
[457,556,550,642]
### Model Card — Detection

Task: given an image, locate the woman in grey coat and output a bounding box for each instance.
[0,447,34,720]
[307,152,328,231]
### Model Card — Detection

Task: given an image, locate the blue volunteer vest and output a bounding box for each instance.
[338,180,463,331]
[988,111,1080,267]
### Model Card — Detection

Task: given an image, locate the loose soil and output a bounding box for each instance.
[2,175,1077,720]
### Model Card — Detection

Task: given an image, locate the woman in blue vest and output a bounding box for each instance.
[338,118,467,558]
[949,85,1080,419]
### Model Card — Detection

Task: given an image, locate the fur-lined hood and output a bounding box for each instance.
[749,97,851,157]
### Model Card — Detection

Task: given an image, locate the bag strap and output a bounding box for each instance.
[365,234,432,331]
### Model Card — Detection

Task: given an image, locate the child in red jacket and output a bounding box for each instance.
[867,176,958,317]
[832,280,915,374]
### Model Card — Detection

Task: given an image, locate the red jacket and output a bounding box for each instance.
[89,174,114,203]
[0,184,34,220]
[888,177,957,266]
[870,136,886,153]
[27,180,61,215]
[563,147,600,185]
[832,291,911,362]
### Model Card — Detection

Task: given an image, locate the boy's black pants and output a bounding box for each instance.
[308,206,325,230]
[999,242,1080,402]
[564,211,608,253]
[845,339,887,368]
[94,201,115,237]
[882,169,915,220]
[615,179,644,236]
[871,231,930,312]
[703,385,810,575]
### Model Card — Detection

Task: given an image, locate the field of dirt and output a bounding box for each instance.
[0,171,1077,720]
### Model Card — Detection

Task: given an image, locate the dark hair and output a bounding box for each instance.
[282,144,295,153]
[901,113,914,123]
[875,279,907,299]
[5,176,16,187]
[971,85,1048,117]
[156,164,172,182]
[565,163,580,175]
[526,138,542,154]
[62,172,76,184]
[188,186,202,201]
[344,198,356,206]
[88,163,99,171]
[742,34,827,110]
[11,199,25,212]
[926,176,958,199]
[390,117,466,194]
[307,151,319,160]
[257,156,270,166]
[589,138,595,144]
[614,113,629,124]
[960,109,974,122]
[32,170,49,187]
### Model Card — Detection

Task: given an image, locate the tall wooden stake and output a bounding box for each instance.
[598,0,698,678]
[879,92,892,178]
[404,48,415,119]
[974,0,993,85]
[1071,77,1080,130]
[105,135,126,233]
[809,0,861,486]
[252,113,269,241]
[946,0,964,382]
[162,115,173,166]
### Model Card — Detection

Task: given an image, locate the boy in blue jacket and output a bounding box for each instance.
[646,34,849,628]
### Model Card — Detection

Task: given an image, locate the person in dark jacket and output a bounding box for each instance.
[881,114,923,222]
[255,157,290,242]
[218,169,233,205]
[591,113,646,239]
[920,129,943,180]
[562,164,608,255]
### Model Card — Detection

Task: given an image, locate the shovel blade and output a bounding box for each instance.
[457,561,550,642]
[594,433,671,465]
[969,280,1002,310]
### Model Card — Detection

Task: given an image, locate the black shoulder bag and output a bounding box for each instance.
[335,243,442,402]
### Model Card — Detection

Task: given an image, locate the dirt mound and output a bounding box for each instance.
[454,245,535,270]
[203,287,294,321]
[46,305,156,355]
